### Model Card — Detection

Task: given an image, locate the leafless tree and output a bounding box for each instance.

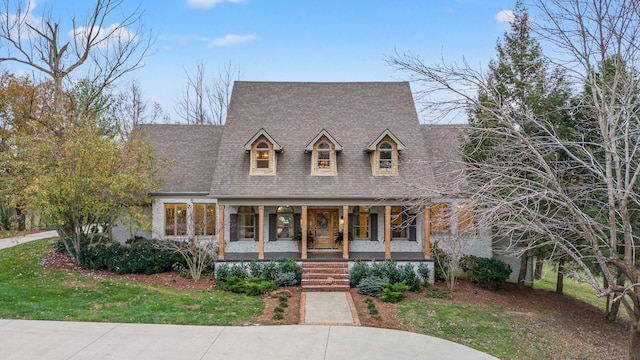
[390,1,640,357]
[0,0,152,123]
[176,60,238,125]
[114,80,169,136]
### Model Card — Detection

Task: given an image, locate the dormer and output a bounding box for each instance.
[243,128,282,175]
[305,129,343,176]
[365,129,406,175]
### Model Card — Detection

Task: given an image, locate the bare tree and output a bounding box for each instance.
[0,0,152,122]
[176,60,238,125]
[114,80,169,136]
[390,1,640,358]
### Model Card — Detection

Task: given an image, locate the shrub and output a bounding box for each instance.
[470,257,512,290]
[379,281,410,303]
[228,263,250,280]
[247,260,263,279]
[357,276,389,296]
[278,294,288,302]
[261,262,279,282]
[371,260,402,284]
[220,276,277,296]
[400,263,422,293]
[275,272,298,286]
[215,263,231,282]
[276,259,302,284]
[349,259,371,286]
[417,262,431,285]
[274,306,284,313]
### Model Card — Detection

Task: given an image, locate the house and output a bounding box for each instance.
[126,81,493,278]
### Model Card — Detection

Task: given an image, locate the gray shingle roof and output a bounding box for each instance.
[138,124,224,193]
[210,81,437,199]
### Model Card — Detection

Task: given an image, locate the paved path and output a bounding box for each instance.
[0,230,58,250]
[0,232,498,359]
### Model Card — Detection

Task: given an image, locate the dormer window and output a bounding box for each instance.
[255,141,271,169]
[316,142,332,170]
[243,128,282,176]
[305,129,343,176]
[366,129,406,176]
[378,142,393,170]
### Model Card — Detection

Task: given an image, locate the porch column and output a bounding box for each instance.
[258,205,265,260]
[424,205,431,260]
[301,206,308,260]
[342,205,349,259]
[218,205,225,261]
[384,205,391,260]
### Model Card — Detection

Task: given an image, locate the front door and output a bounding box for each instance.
[310,209,339,249]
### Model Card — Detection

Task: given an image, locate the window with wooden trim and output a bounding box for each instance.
[194,203,216,236]
[277,206,294,240]
[312,139,337,175]
[391,206,407,239]
[238,206,255,240]
[250,138,276,175]
[457,203,475,233]
[430,203,451,234]
[353,206,369,239]
[378,142,393,170]
[165,203,187,236]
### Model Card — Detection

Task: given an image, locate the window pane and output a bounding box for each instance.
[353,206,369,239]
[457,204,474,233]
[431,203,451,234]
[238,206,255,240]
[164,204,175,236]
[277,206,294,239]
[176,203,187,235]
[194,203,205,235]
[206,204,216,235]
[391,206,407,238]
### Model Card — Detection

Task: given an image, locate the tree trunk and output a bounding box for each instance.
[518,251,529,289]
[556,255,565,294]
[16,207,25,231]
[607,270,626,321]
[534,258,543,280]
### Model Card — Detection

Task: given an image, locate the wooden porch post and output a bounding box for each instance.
[342,205,349,259]
[385,205,391,260]
[218,205,225,260]
[258,205,265,260]
[424,205,431,260]
[301,206,308,260]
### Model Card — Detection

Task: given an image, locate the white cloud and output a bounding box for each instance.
[210,34,255,47]
[187,0,245,9]
[495,10,515,23]
[70,23,139,49]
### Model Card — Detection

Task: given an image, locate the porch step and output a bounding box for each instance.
[301,261,350,291]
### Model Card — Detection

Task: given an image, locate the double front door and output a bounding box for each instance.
[309,209,339,249]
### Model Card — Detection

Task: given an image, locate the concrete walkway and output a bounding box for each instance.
[0,231,498,359]
[0,230,58,250]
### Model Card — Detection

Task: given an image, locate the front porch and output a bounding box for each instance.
[217,204,433,262]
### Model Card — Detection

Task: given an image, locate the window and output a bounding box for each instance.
[194,203,216,236]
[277,206,294,239]
[316,142,332,170]
[353,206,369,239]
[457,203,475,233]
[255,141,270,169]
[378,142,393,170]
[391,206,407,238]
[238,206,255,240]
[431,203,451,234]
[165,203,187,236]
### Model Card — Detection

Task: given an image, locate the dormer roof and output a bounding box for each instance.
[242,128,283,152]
[365,129,406,152]
[304,129,343,153]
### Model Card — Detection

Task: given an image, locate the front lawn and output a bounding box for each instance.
[0,239,263,325]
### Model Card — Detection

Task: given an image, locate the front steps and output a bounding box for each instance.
[301,261,350,291]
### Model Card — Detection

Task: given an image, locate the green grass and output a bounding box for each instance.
[532,263,607,310]
[0,239,263,325]
[396,299,553,359]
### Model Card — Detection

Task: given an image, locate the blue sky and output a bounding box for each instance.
[9,0,517,122]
